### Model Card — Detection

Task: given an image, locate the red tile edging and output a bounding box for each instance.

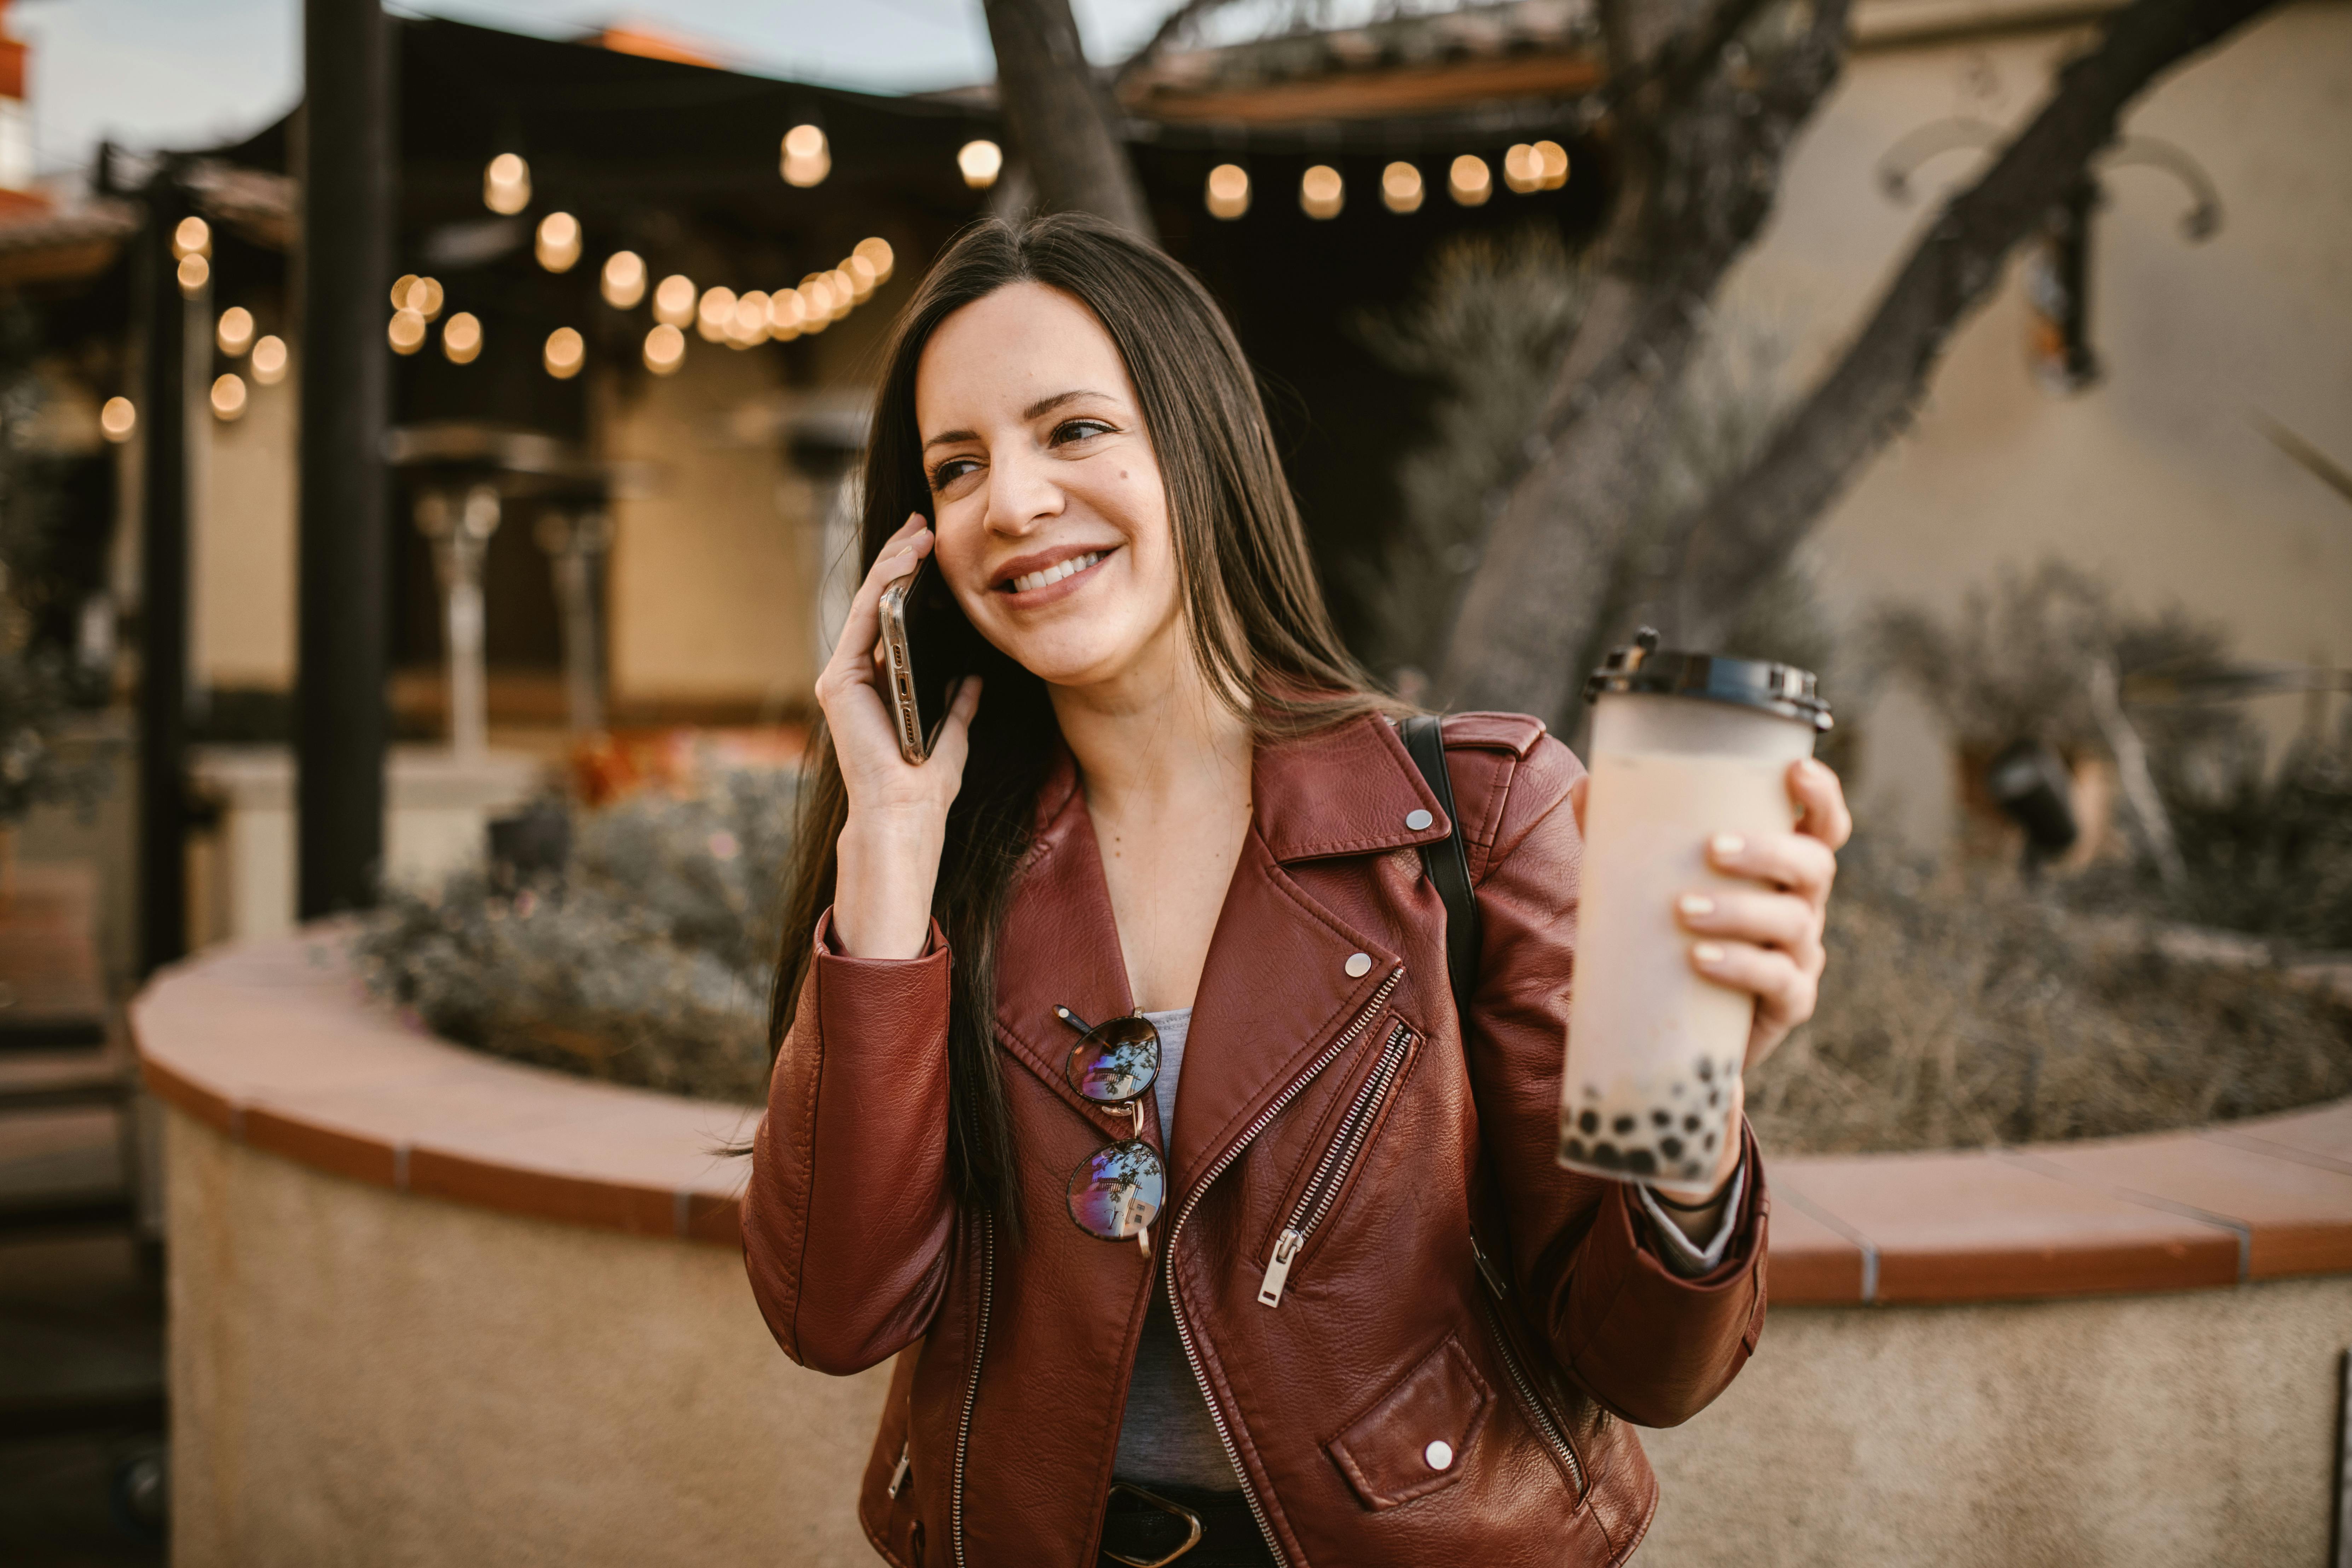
[129,931,2352,1305]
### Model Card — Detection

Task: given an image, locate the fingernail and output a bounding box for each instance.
[1678,893,1715,918]
[1712,834,1745,857]
[1693,942,1726,965]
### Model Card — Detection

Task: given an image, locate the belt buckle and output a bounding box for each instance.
[1102,1481,1206,1568]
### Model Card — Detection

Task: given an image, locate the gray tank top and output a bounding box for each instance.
[1111,1007,1242,1489]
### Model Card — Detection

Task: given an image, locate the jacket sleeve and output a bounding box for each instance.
[741,909,958,1376]
[1456,731,1768,1429]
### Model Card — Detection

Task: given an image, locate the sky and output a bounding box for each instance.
[10,0,1208,179]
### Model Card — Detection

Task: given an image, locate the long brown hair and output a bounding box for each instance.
[771,213,1392,1232]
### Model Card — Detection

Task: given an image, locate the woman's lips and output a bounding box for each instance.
[998,547,1111,605]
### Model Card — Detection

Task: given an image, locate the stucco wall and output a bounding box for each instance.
[1643,1275,2352,1566]
[164,1106,890,1568]
[1715,3,2352,845]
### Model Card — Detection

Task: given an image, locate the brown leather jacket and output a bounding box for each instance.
[744,712,1769,1568]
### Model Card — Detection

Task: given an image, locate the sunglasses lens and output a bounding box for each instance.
[1066,1015,1160,1105]
[1067,1140,1166,1241]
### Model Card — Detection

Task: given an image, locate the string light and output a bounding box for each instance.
[387,309,426,354]
[697,285,737,343]
[1300,164,1343,220]
[484,153,531,215]
[392,276,444,320]
[1205,163,1250,220]
[843,256,877,302]
[798,274,838,326]
[251,336,288,384]
[853,236,894,282]
[767,288,806,340]
[826,268,856,318]
[390,274,417,309]
[1449,155,1492,206]
[957,139,1002,189]
[1534,140,1571,189]
[177,254,209,296]
[443,312,482,364]
[653,274,696,328]
[1381,162,1423,214]
[100,397,136,443]
[543,326,585,379]
[210,374,247,421]
[781,125,830,188]
[216,307,255,357]
[602,250,646,309]
[1504,144,1543,194]
[643,322,686,375]
[728,292,771,348]
[171,217,211,259]
[536,212,582,273]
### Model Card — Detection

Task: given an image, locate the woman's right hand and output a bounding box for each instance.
[816,513,984,959]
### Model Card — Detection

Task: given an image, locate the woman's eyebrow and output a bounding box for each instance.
[921,428,977,451]
[1021,389,1114,421]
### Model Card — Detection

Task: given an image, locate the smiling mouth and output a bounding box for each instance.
[1004,550,1105,594]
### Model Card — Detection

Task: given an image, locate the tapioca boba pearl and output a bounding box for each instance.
[1696,1059,1714,1083]
[1706,1088,1721,1108]
[1564,1138,1587,1161]
[1683,1114,1702,1133]
[1651,1109,1672,1127]
[1626,1149,1657,1176]
[1579,1110,1600,1135]
[1612,1115,1636,1136]
[1590,1143,1623,1170]
[1681,1161,1706,1180]
[1703,1130,1719,1152]
[1584,1084,1601,1100]
[1660,1136,1683,1159]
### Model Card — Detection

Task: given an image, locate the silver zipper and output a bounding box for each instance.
[887,1441,911,1499]
[951,1213,994,1568]
[1478,1292,1585,1497]
[1168,966,1404,1568]
[1259,1020,1415,1308]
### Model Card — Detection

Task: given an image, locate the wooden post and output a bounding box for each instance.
[135,176,189,975]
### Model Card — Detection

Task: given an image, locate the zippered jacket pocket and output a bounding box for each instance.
[1259,1018,1418,1308]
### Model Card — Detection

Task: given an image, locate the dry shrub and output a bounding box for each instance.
[1748,845,2352,1155]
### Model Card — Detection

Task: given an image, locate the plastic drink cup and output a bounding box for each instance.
[1560,630,1832,1194]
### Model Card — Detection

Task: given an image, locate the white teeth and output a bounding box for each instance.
[1010,551,1102,594]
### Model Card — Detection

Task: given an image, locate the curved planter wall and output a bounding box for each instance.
[134,932,2352,1567]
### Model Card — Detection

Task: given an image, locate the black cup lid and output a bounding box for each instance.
[1583,628,1833,731]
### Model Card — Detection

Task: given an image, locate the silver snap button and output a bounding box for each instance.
[1424,1439,1454,1470]
[1345,952,1372,978]
[1406,808,1433,831]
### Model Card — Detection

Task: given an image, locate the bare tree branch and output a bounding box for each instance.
[983,0,1156,238]
[1676,0,2281,640]
[1436,0,1855,721]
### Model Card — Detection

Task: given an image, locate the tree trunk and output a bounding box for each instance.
[982,0,1155,240]
[1674,0,2282,642]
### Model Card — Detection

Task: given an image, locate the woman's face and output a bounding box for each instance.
[915,281,1183,694]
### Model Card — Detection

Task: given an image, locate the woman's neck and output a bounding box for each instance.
[1048,632,1253,819]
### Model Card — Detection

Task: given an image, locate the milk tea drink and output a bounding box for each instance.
[1561,632,1830,1195]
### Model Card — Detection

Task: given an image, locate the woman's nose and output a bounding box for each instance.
[984,446,1063,536]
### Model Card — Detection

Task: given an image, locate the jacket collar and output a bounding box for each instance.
[992,713,1451,1186]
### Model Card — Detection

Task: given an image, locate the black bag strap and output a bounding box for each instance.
[1400,714,1481,1025]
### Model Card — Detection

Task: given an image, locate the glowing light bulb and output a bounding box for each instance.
[799,274,838,323]
[1299,164,1343,220]
[251,335,288,384]
[697,285,737,343]
[390,274,417,309]
[172,217,211,259]
[100,397,136,443]
[767,288,806,340]
[844,254,877,301]
[1503,144,1543,195]
[536,212,582,273]
[1205,163,1250,220]
[216,306,255,357]
[443,312,482,364]
[1534,140,1570,190]
[602,250,646,309]
[854,236,894,282]
[827,269,856,318]
[653,274,696,328]
[177,254,210,296]
[1381,162,1423,214]
[728,291,771,348]
[411,278,444,320]
[1449,155,1492,207]
[543,326,585,379]
[210,374,248,421]
[643,322,686,375]
[387,309,426,355]
[484,152,531,215]
[957,139,1002,189]
[781,124,830,188]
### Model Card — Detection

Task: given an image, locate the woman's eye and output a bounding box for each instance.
[1052,419,1114,446]
[929,457,980,490]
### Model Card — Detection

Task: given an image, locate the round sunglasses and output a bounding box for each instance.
[1054,1006,1166,1254]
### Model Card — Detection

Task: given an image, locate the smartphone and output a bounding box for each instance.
[877,555,977,764]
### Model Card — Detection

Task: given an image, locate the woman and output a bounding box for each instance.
[744,213,1850,1568]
